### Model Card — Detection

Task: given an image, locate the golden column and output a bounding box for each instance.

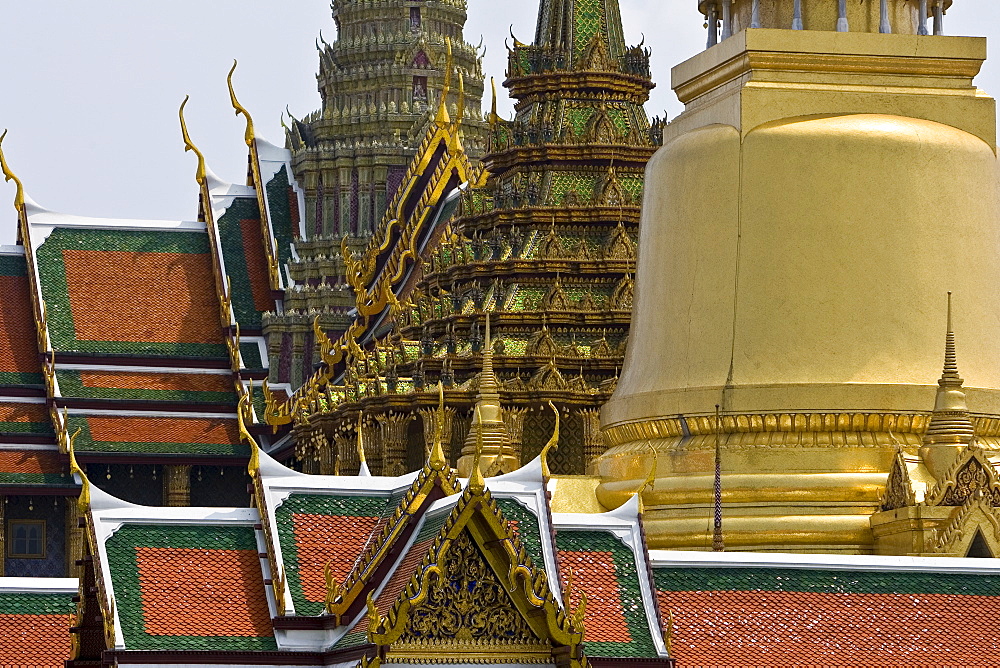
[164,465,192,507]
[598,1,1000,553]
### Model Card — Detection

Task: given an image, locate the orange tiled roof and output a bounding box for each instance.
[0,402,49,426]
[79,370,232,393]
[0,613,74,667]
[559,549,631,644]
[0,274,42,376]
[0,450,65,475]
[239,218,275,314]
[87,415,238,445]
[291,513,382,603]
[62,249,224,345]
[136,546,273,638]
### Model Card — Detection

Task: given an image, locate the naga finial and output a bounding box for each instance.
[178,96,207,186]
[227,60,256,147]
[429,381,447,471]
[0,130,25,212]
[540,401,560,480]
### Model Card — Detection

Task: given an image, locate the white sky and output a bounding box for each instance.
[0,1,996,242]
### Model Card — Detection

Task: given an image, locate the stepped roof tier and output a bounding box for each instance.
[272,0,490,378]
[264,0,664,483]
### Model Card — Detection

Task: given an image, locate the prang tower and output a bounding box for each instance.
[597,0,1000,555]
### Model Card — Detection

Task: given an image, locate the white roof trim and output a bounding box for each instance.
[0,577,77,593]
[649,549,1000,574]
[0,245,24,256]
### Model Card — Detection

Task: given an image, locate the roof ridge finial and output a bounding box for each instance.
[0,130,25,212]
[178,96,207,186]
[469,405,486,493]
[429,382,447,471]
[435,37,453,126]
[922,291,976,457]
[356,412,371,476]
[540,401,560,481]
[480,312,498,395]
[227,60,255,147]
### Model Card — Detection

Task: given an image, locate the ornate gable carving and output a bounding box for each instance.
[401,530,540,646]
[925,446,1000,507]
[880,449,916,511]
[932,495,1000,556]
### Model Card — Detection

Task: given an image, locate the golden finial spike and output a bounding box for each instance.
[429,381,447,470]
[489,77,499,126]
[469,405,486,493]
[356,412,367,466]
[227,60,255,147]
[67,418,89,512]
[435,38,453,125]
[178,96,207,185]
[0,130,25,211]
[455,71,466,126]
[540,401,560,480]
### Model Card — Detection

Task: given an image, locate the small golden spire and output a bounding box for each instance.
[0,130,25,211]
[178,96,207,185]
[429,381,447,471]
[712,404,724,552]
[469,405,486,493]
[540,401,560,480]
[227,60,255,147]
[435,38,453,126]
[924,291,976,447]
[356,412,368,467]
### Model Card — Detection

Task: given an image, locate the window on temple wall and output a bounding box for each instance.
[8,520,45,559]
[413,76,428,103]
[410,7,421,29]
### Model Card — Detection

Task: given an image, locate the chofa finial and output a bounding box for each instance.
[227,60,256,147]
[178,96,207,186]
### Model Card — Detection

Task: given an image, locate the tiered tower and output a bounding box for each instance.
[269,0,489,388]
[597,0,1000,554]
[285,0,660,479]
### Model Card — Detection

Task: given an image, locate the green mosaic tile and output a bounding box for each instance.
[265,165,297,270]
[495,498,544,569]
[35,227,228,360]
[0,592,75,616]
[56,370,237,405]
[573,0,608,59]
[0,472,73,486]
[217,195,266,330]
[0,371,45,387]
[105,523,276,651]
[548,172,599,206]
[652,566,1000,597]
[556,529,657,658]
[240,342,264,371]
[274,492,394,617]
[0,421,53,435]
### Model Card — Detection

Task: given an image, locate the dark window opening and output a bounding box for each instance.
[413,76,428,102]
[967,530,994,558]
[8,520,45,559]
[410,7,421,29]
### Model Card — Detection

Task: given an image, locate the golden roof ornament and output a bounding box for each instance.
[178,96,207,186]
[921,292,977,478]
[227,60,256,147]
[428,382,448,471]
[0,130,25,212]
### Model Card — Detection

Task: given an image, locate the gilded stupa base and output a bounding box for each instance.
[596,411,1000,552]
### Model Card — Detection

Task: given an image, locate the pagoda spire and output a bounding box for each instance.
[458,313,514,477]
[923,292,976,449]
[533,0,629,65]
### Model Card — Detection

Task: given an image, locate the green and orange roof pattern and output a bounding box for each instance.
[57,369,237,406]
[0,253,44,388]
[0,590,76,667]
[66,413,247,457]
[0,448,71,487]
[216,194,273,331]
[35,227,227,360]
[105,523,276,651]
[653,564,1000,667]
[273,491,398,616]
[556,529,659,659]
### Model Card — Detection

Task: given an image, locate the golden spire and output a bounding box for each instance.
[178,96,207,186]
[469,405,485,493]
[429,381,447,471]
[227,60,255,147]
[435,38,453,126]
[488,77,499,127]
[0,130,25,211]
[540,400,560,480]
[923,292,976,448]
[356,412,370,475]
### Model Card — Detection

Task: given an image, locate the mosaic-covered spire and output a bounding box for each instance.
[533,0,629,64]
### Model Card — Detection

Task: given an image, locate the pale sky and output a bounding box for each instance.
[0,1,996,241]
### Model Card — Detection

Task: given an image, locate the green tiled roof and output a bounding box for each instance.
[495,498,545,569]
[56,370,237,405]
[35,227,228,360]
[274,492,393,616]
[217,196,267,330]
[240,342,265,371]
[105,523,276,652]
[556,529,658,659]
[265,165,297,270]
[0,591,75,616]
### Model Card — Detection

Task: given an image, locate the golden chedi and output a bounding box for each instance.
[596,0,1000,552]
